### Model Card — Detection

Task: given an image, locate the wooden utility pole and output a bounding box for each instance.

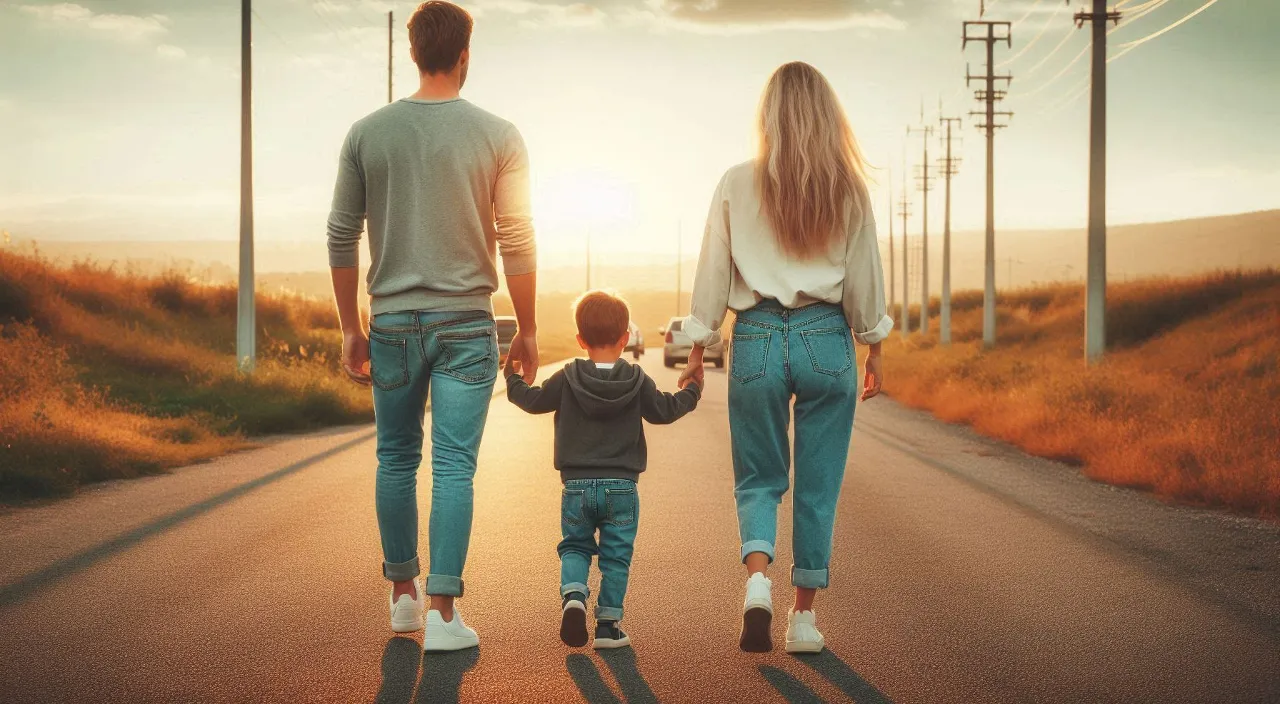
[237,0,255,373]
[888,164,896,326]
[963,19,1012,349]
[1076,0,1120,364]
[387,11,394,104]
[897,175,913,337]
[908,115,935,335]
[938,115,963,346]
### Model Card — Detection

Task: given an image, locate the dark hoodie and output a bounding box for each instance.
[506,358,701,482]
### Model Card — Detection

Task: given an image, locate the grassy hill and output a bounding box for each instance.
[0,250,372,500]
[880,270,1280,517]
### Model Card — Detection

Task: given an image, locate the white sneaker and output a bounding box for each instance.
[389,578,424,633]
[785,609,825,654]
[423,608,480,652]
[740,572,773,652]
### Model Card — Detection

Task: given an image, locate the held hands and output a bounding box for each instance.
[678,345,706,390]
[341,329,372,386]
[506,331,540,384]
[861,351,883,401]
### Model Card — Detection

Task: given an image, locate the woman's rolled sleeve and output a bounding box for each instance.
[842,207,894,345]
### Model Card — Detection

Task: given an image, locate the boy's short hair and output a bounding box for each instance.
[408,2,472,75]
[574,290,630,348]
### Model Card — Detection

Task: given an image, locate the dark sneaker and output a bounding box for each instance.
[560,592,588,647]
[592,621,631,650]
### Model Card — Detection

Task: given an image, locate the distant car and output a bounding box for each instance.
[495,316,518,364]
[625,322,644,360]
[662,317,724,368]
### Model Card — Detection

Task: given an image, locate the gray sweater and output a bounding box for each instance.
[506,359,701,482]
[326,98,536,316]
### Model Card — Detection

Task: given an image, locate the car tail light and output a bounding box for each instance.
[665,331,673,343]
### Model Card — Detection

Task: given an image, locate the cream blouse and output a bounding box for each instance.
[683,160,894,347]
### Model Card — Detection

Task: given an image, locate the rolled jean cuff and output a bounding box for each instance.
[426,574,464,597]
[596,605,624,622]
[740,540,776,564]
[791,566,829,589]
[383,557,420,582]
[561,582,590,599]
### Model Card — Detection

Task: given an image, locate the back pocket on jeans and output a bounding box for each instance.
[800,328,852,377]
[562,489,586,527]
[438,327,497,383]
[604,487,636,527]
[370,334,409,391]
[730,332,770,383]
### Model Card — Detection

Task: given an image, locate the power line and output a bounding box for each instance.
[1022,24,1080,77]
[1021,40,1089,96]
[1110,0,1225,62]
[1000,0,1069,67]
[1011,0,1048,27]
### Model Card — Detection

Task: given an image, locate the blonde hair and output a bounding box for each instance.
[756,62,871,259]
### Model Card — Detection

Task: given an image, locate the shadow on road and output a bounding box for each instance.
[599,648,659,704]
[761,651,893,704]
[418,647,480,703]
[375,637,420,704]
[375,637,480,704]
[566,650,659,703]
[0,431,375,610]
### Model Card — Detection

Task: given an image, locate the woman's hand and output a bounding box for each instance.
[679,345,706,390]
[860,345,882,401]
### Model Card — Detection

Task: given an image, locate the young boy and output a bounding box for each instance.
[504,291,701,649]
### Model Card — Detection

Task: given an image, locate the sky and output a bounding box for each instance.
[1,0,1277,263]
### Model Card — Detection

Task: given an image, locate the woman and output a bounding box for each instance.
[680,62,892,654]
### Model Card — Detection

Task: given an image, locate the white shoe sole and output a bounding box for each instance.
[592,635,631,650]
[785,638,825,654]
[390,615,424,633]
[423,633,479,652]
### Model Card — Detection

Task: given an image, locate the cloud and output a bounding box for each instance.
[472,1,606,27]
[155,44,187,60]
[17,3,170,42]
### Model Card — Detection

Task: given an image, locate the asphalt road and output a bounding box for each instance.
[2,355,1279,703]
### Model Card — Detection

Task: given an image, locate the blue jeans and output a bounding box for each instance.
[369,310,498,596]
[728,301,857,590]
[558,478,639,622]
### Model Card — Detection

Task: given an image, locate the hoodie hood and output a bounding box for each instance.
[562,358,646,419]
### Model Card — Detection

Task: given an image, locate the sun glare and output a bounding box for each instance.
[531,169,638,248]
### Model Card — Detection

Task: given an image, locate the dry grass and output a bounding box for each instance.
[878,270,1280,517]
[0,250,373,500]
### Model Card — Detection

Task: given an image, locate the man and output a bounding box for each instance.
[326,1,538,652]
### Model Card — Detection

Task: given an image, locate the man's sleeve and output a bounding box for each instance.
[493,124,536,276]
[327,129,366,268]
[506,369,563,414]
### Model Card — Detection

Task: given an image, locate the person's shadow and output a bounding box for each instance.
[375,637,480,704]
[566,650,659,703]
[761,650,893,704]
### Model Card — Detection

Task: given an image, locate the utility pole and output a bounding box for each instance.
[908,114,935,335]
[237,0,255,373]
[1076,0,1119,364]
[964,19,1012,349]
[888,164,896,326]
[938,114,963,346]
[387,11,394,103]
[675,220,682,317]
[897,175,913,337]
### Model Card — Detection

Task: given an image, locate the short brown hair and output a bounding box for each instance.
[407,2,472,75]
[574,291,630,348]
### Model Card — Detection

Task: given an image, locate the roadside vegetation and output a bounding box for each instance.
[0,249,372,500]
[878,270,1280,517]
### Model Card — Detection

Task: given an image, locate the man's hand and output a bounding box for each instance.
[861,350,883,401]
[679,345,706,390]
[507,331,539,384]
[342,329,372,386]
